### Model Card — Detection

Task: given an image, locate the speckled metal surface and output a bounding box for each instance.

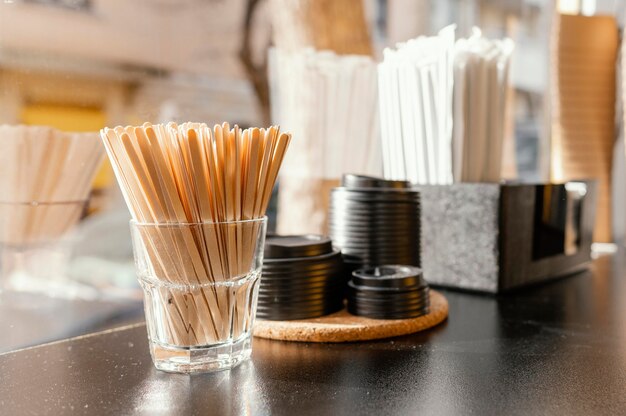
[2,253,626,415]
[416,184,500,292]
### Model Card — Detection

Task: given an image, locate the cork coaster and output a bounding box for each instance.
[253,290,448,343]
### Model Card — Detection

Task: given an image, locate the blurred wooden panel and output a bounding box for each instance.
[550,13,618,242]
[270,0,372,56]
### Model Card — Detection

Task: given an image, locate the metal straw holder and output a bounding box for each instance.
[415,181,597,293]
[130,217,267,373]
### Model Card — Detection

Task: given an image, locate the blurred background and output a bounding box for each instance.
[0,0,624,350]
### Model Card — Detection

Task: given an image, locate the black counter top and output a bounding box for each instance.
[0,293,143,354]
[2,252,626,415]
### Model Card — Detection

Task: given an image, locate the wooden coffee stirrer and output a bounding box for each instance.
[173,125,228,342]
[105,123,207,343]
[187,124,232,338]
[27,132,70,241]
[40,133,105,241]
[20,129,58,242]
[135,127,216,344]
[145,125,228,345]
[186,128,229,332]
[103,128,192,345]
[120,133,191,345]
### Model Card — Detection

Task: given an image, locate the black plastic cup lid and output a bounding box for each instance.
[348,282,429,298]
[258,291,344,303]
[331,189,420,203]
[256,300,343,314]
[262,265,344,278]
[347,301,430,314]
[333,240,420,250]
[256,308,340,321]
[256,296,343,307]
[261,268,344,280]
[330,199,420,208]
[342,255,419,261]
[330,214,420,223]
[264,235,333,259]
[341,174,412,189]
[260,278,345,291]
[263,249,341,266]
[347,292,430,307]
[340,248,419,256]
[351,265,425,290]
[346,305,429,320]
[260,276,345,288]
[256,304,342,321]
[258,286,344,298]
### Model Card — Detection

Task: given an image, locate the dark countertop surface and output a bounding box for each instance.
[0,293,143,354]
[2,252,626,415]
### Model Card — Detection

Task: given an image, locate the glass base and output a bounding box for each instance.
[149,334,253,373]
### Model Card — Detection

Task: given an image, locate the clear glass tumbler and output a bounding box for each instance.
[0,201,86,293]
[130,217,267,373]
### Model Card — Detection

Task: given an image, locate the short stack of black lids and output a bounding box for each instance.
[329,174,421,270]
[257,235,346,321]
[347,265,430,319]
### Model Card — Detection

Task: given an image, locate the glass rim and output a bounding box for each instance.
[130,216,268,227]
[0,200,87,206]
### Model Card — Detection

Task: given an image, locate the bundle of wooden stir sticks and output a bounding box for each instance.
[101,122,291,346]
[101,122,290,225]
[0,125,103,244]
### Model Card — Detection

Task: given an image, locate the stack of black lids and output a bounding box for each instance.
[257,235,346,321]
[329,174,421,270]
[347,265,430,319]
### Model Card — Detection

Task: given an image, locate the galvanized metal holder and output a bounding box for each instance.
[414,181,598,293]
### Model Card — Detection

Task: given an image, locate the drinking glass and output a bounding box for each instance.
[130,217,267,373]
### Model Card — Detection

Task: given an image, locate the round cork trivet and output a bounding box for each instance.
[253,290,448,342]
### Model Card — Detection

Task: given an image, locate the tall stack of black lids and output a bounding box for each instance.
[347,265,429,319]
[329,174,421,270]
[257,235,346,321]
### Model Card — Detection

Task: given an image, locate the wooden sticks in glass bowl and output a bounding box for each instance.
[0,125,104,203]
[0,125,104,245]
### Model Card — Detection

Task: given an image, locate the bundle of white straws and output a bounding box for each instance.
[269,47,381,179]
[378,26,514,185]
